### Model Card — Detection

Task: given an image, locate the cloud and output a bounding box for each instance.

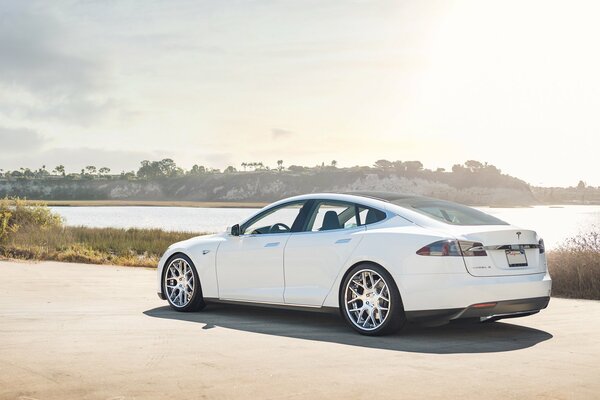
[0,3,100,95]
[0,2,125,126]
[272,128,293,139]
[0,126,47,153]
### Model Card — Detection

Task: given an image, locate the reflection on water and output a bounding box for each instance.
[50,205,600,249]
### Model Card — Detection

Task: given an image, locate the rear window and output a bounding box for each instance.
[391,199,508,226]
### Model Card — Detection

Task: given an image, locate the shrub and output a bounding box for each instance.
[547,226,600,300]
[0,197,63,243]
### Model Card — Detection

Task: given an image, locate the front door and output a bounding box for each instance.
[216,201,307,303]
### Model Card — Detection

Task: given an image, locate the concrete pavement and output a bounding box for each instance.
[0,260,598,399]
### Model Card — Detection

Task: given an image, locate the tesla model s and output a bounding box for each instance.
[156,192,551,335]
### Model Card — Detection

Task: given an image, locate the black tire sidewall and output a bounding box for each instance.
[162,253,206,312]
[339,263,405,336]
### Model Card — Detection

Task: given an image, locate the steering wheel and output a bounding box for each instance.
[269,223,291,233]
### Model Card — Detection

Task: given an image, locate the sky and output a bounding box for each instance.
[0,0,598,187]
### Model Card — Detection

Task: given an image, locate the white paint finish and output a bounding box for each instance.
[216,233,290,302]
[157,193,553,318]
[157,234,224,298]
[283,226,365,306]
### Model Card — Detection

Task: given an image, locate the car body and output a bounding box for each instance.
[157,192,551,335]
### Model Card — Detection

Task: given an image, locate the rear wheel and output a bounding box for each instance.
[162,254,206,312]
[340,264,406,336]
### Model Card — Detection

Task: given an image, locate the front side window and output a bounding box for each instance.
[242,201,306,235]
[306,201,359,232]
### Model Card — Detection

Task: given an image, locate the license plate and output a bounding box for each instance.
[506,249,528,267]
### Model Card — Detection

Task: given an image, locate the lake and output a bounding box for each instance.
[50,205,600,250]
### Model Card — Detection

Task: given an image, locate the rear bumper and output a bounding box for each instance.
[406,296,550,322]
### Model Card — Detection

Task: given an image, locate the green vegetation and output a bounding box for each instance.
[547,227,600,300]
[0,198,200,267]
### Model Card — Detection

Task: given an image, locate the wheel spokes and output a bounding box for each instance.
[164,258,195,308]
[345,269,391,331]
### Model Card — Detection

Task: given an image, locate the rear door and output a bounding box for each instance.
[283,200,366,306]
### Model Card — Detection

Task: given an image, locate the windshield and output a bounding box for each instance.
[391,198,508,226]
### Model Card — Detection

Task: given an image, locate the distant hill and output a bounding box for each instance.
[0,166,533,206]
[1,160,597,206]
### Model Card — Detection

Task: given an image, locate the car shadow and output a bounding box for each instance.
[143,304,553,354]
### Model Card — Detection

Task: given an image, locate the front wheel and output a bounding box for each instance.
[340,264,406,336]
[163,254,206,312]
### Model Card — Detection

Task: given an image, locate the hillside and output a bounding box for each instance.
[0,163,539,206]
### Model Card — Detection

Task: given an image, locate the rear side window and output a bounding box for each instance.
[357,206,386,225]
[392,199,507,226]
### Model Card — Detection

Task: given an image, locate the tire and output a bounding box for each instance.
[339,263,406,336]
[162,253,206,312]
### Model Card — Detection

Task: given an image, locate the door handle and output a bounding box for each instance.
[335,238,351,244]
[264,242,280,248]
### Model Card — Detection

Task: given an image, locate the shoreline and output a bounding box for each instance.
[22,199,600,208]
[25,200,268,208]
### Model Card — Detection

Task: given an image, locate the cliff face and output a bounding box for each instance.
[0,169,536,206]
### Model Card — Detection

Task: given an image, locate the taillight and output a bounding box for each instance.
[539,238,545,254]
[416,240,487,257]
[416,240,461,256]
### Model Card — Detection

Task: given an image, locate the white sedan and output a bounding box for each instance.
[156,192,551,335]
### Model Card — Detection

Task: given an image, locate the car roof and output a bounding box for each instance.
[264,191,435,211]
[341,191,429,203]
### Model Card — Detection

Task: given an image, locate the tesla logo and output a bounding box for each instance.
[516,231,522,240]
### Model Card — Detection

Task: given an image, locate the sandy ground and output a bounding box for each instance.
[0,260,598,400]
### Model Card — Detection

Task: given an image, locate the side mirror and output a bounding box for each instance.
[227,224,240,236]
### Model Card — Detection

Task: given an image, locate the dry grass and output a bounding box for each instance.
[0,198,202,267]
[547,227,600,300]
[1,225,201,267]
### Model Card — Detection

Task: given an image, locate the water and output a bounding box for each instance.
[50,205,600,250]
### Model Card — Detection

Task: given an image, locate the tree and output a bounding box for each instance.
[451,164,465,173]
[188,165,206,175]
[392,161,406,172]
[224,166,237,173]
[85,165,97,175]
[288,165,306,172]
[403,160,423,172]
[331,160,337,168]
[277,160,284,171]
[374,159,393,169]
[577,180,586,190]
[436,167,446,173]
[137,159,183,179]
[241,162,247,171]
[465,160,484,172]
[53,165,66,176]
[98,167,111,176]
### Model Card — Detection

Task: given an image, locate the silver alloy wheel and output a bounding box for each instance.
[164,258,195,308]
[344,269,391,331]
